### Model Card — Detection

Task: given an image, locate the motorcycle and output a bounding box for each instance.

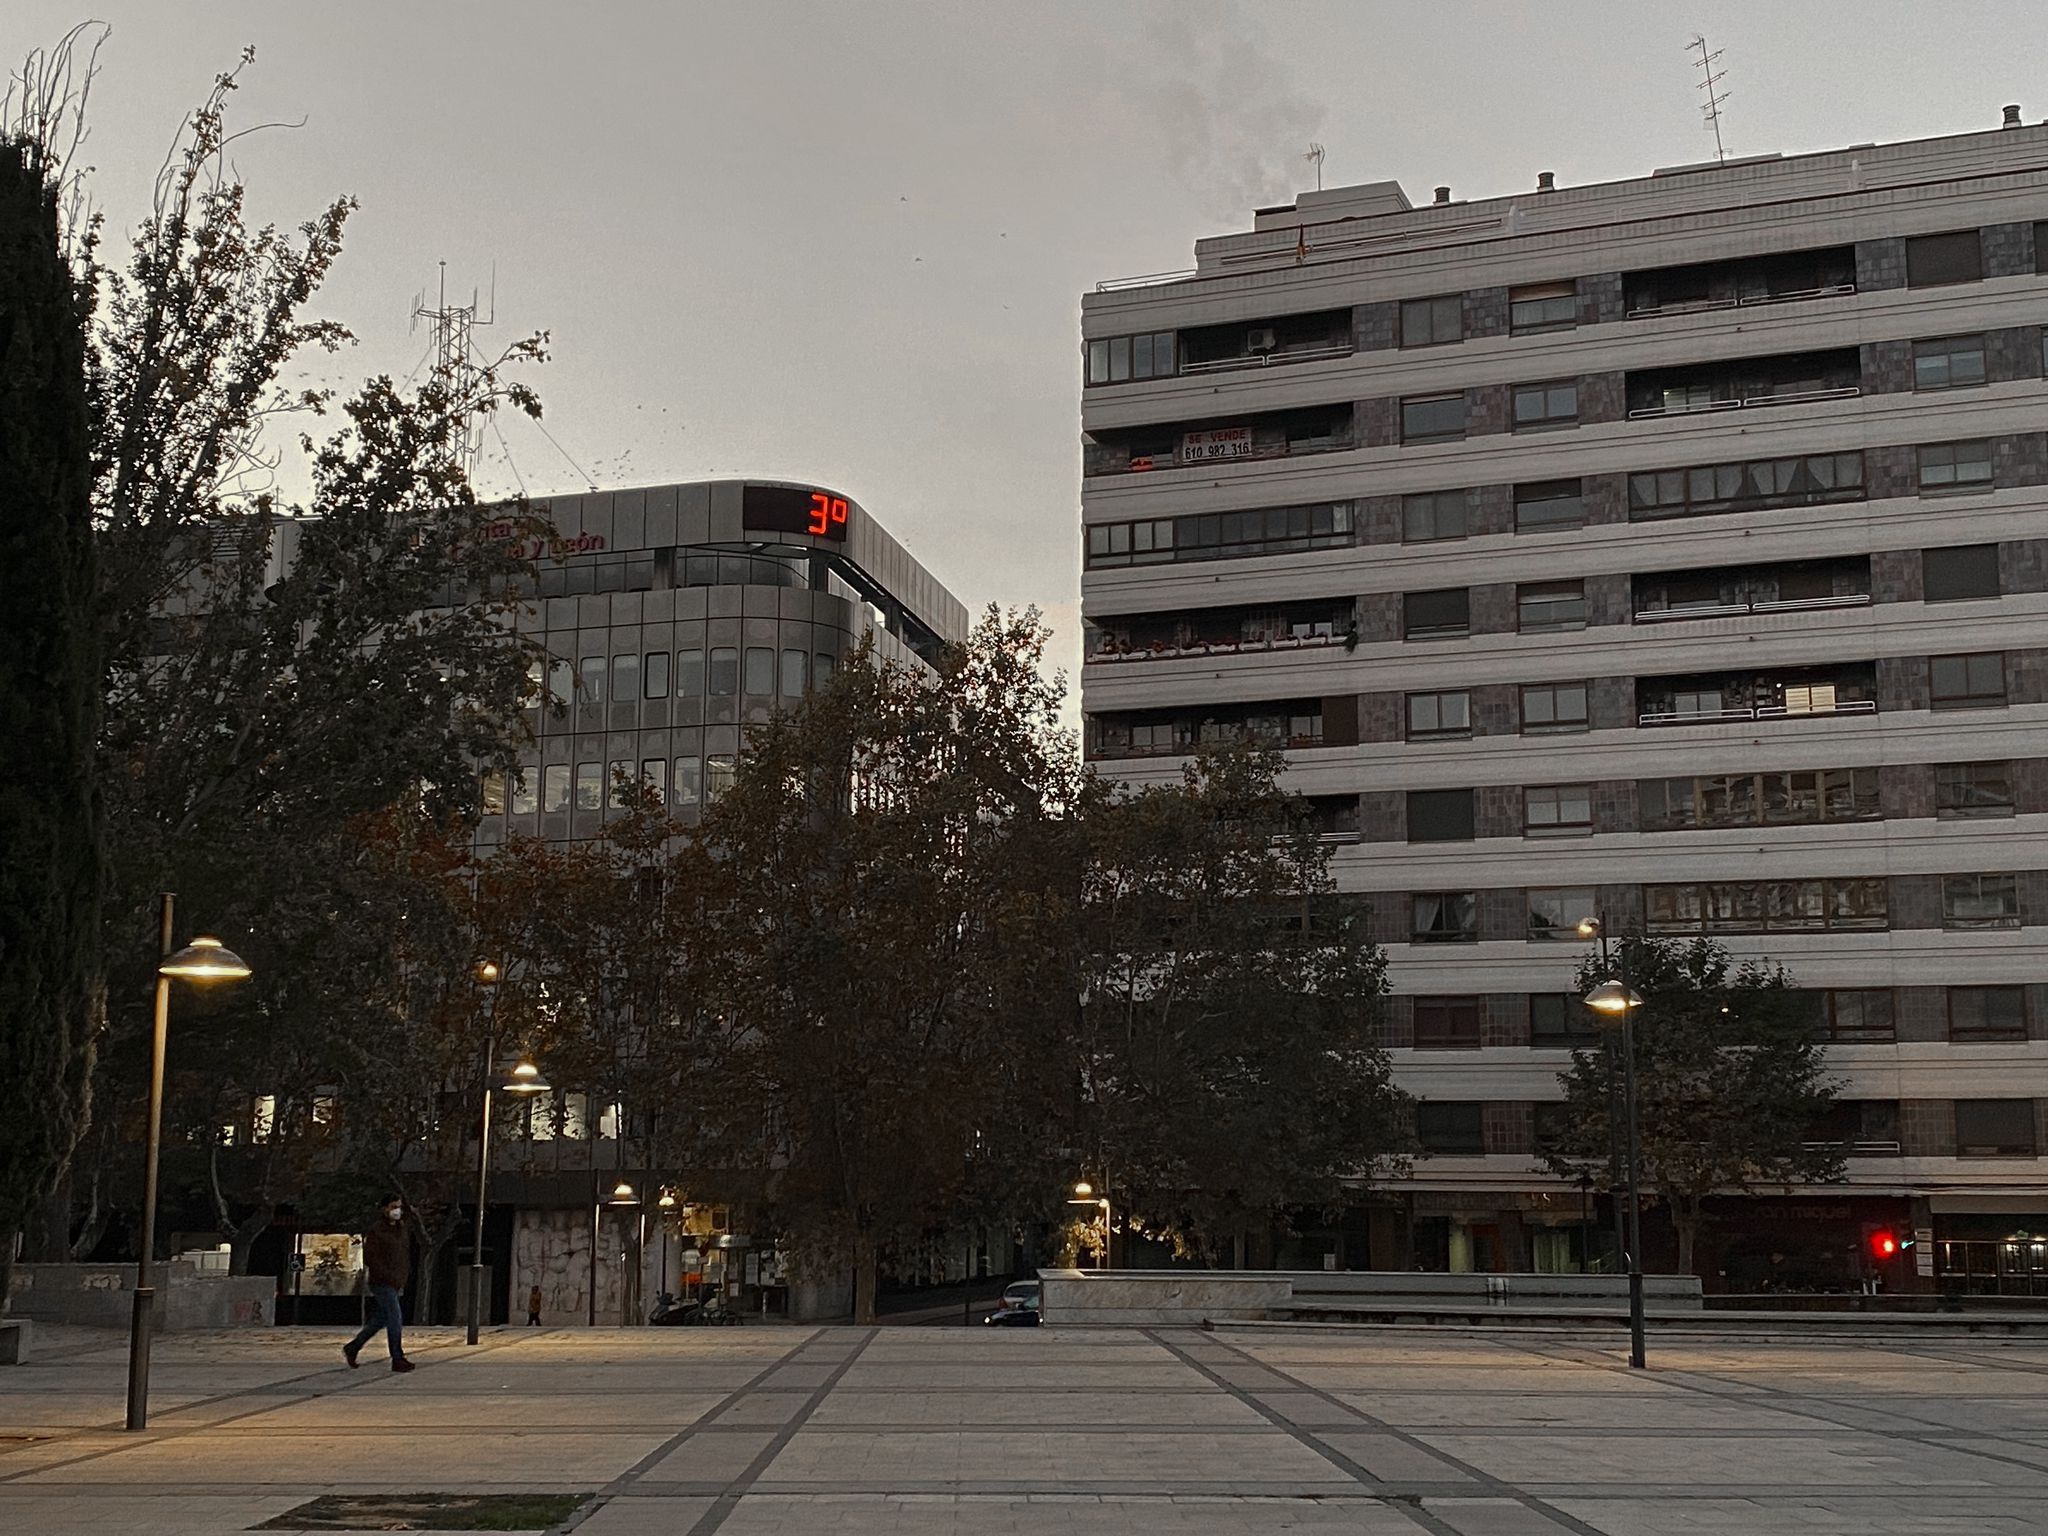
[648,1290,701,1326]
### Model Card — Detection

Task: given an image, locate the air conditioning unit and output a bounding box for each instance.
[1246,327,1278,353]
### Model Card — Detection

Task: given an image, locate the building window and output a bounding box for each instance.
[603,759,631,809]
[1086,503,1354,568]
[706,753,737,802]
[509,770,537,817]
[781,648,809,697]
[1936,761,2015,819]
[1629,452,1864,522]
[1528,887,1594,941]
[1401,392,1467,443]
[708,647,740,697]
[1517,580,1586,632]
[1404,588,1470,639]
[1408,789,1475,843]
[1942,872,2020,929]
[1904,230,1983,288]
[1521,683,1590,734]
[1087,330,1177,385]
[1510,280,1577,334]
[1923,544,2000,602]
[545,657,575,710]
[1930,652,2006,710]
[1918,441,1993,491]
[1513,380,1579,431]
[1645,877,1888,934]
[1949,987,2026,1042]
[1411,892,1478,943]
[1400,294,1463,347]
[1515,479,1585,531]
[576,655,605,702]
[1414,997,1482,1049]
[542,763,571,813]
[637,758,666,805]
[815,653,837,687]
[1641,768,1880,830]
[610,653,640,703]
[642,651,671,699]
[1407,690,1472,739]
[2038,221,2048,276]
[1822,989,1896,1043]
[1525,784,1593,836]
[672,756,702,807]
[676,649,705,698]
[1955,1099,2037,1157]
[1403,490,1467,542]
[1913,334,1987,391]
[480,770,505,816]
[1531,993,1597,1044]
[743,647,774,696]
[574,761,602,812]
[1415,1102,1486,1154]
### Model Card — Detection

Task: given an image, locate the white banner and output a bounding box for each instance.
[1181,426,1254,462]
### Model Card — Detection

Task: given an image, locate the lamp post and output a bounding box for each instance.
[1072,1180,1112,1269]
[128,896,252,1431]
[1584,972,1648,1370]
[656,1188,676,1304]
[593,1178,637,1326]
[465,961,501,1346]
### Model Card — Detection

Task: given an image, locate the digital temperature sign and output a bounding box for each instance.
[742,484,850,542]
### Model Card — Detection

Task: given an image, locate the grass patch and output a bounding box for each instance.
[257,1491,589,1531]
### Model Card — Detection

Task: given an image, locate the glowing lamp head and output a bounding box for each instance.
[609,1180,638,1204]
[1073,1180,1094,1198]
[502,1056,549,1094]
[1574,917,1602,939]
[476,960,502,985]
[658,1190,677,1209]
[1584,979,1645,1018]
[158,936,252,982]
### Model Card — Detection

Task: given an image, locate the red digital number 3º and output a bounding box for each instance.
[807,492,850,536]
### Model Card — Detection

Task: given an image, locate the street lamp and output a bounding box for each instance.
[466,961,501,1346]
[128,896,251,1432]
[592,1178,638,1326]
[1070,1180,1112,1270]
[656,1188,677,1305]
[1583,965,1648,1371]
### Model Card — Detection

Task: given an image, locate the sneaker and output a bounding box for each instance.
[390,1357,416,1374]
[342,1342,360,1369]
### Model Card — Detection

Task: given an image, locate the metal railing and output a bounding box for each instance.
[1627,384,1861,421]
[1634,593,1871,623]
[1638,699,1877,726]
[1801,1138,1903,1157]
[1178,341,1355,375]
[1089,632,1345,664]
[1626,282,1856,319]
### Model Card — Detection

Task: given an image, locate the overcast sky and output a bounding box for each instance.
[20,1,2048,689]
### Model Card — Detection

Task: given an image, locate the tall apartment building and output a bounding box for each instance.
[1080,116,2048,1295]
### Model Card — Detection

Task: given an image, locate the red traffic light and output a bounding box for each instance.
[1871,1231,1899,1259]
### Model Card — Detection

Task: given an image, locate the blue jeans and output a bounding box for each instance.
[349,1284,405,1360]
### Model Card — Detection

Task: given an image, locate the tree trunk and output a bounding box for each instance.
[1673,1200,1699,1276]
[25,1180,71,1262]
[852,1230,879,1325]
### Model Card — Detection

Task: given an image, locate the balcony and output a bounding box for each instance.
[1177,308,1354,377]
[1084,403,1355,477]
[1624,245,1856,319]
[1087,700,1325,761]
[1088,600,1355,664]
[1625,348,1861,421]
[1633,557,1872,624]
[1636,663,1876,727]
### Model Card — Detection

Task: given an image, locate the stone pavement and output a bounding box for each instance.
[2,1320,2046,1534]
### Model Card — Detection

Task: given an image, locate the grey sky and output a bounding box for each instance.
[19,0,2048,688]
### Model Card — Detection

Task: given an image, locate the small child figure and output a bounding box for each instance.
[527,1284,543,1326]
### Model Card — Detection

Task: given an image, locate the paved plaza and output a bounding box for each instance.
[2,1321,2046,1533]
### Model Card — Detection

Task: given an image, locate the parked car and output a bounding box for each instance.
[984,1280,1042,1326]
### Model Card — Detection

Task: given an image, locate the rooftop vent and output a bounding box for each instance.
[1536,170,1556,192]
[1432,186,1451,205]
[2004,103,2023,128]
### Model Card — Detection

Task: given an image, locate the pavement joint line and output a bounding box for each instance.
[1193,1329,1616,1536]
[1137,1328,1474,1536]
[675,1328,878,1536]
[0,1326,547,1485]
[543,1326,836,1536]
[1493,1336,2048,1478]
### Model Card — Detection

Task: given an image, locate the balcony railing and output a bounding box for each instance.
[1094,731,1325,760]
[1090,632,1347,664]
[1634,593,1872,624]
[1627,282,1856,319]
[1627,384,1862,422]
[1179,341,1355,376]
[1802,1138,1903,1157]
[1639,699,1877,727]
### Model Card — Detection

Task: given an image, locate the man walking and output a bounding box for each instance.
[344,1196,416,1373]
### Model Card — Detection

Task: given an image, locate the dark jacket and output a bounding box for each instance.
[363,1220,411,1290]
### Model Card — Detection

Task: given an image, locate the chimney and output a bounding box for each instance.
[1433,186,1451,205]
[2004,103,2023,128]
[1536,171,1556,193]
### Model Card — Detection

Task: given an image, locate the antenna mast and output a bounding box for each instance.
[1305,142,1325,192]
[410,260,495,481]
[1689,35,1730,164]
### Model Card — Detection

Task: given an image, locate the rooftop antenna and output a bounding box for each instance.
[1689,35,1730,164]
[1304,142,1325,191]
[410,259,495,481]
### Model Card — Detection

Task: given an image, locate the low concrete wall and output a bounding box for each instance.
[1036,1269,1703,1326]
[1038,1268,1293,1325]
[8,1263,273,1329]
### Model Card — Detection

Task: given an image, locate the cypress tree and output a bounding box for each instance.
[0,135,104,1304]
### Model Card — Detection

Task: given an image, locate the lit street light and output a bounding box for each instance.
[128,896,251,1432]
[1069,1180,1113,1269]
[592,1177,638,1326]
[1577,916,1649,1370]
[467,965,546,1347]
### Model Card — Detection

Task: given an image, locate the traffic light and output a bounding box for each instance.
[1871,1230,1899,1260]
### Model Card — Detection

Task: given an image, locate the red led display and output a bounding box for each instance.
[742,483,851,543]
[807,492,849,536]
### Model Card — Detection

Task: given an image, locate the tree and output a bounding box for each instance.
[1540,935,1845,1274]
[689,610,1080,1322]
[0,77,104,1306]
[1076,743,1409,1264]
